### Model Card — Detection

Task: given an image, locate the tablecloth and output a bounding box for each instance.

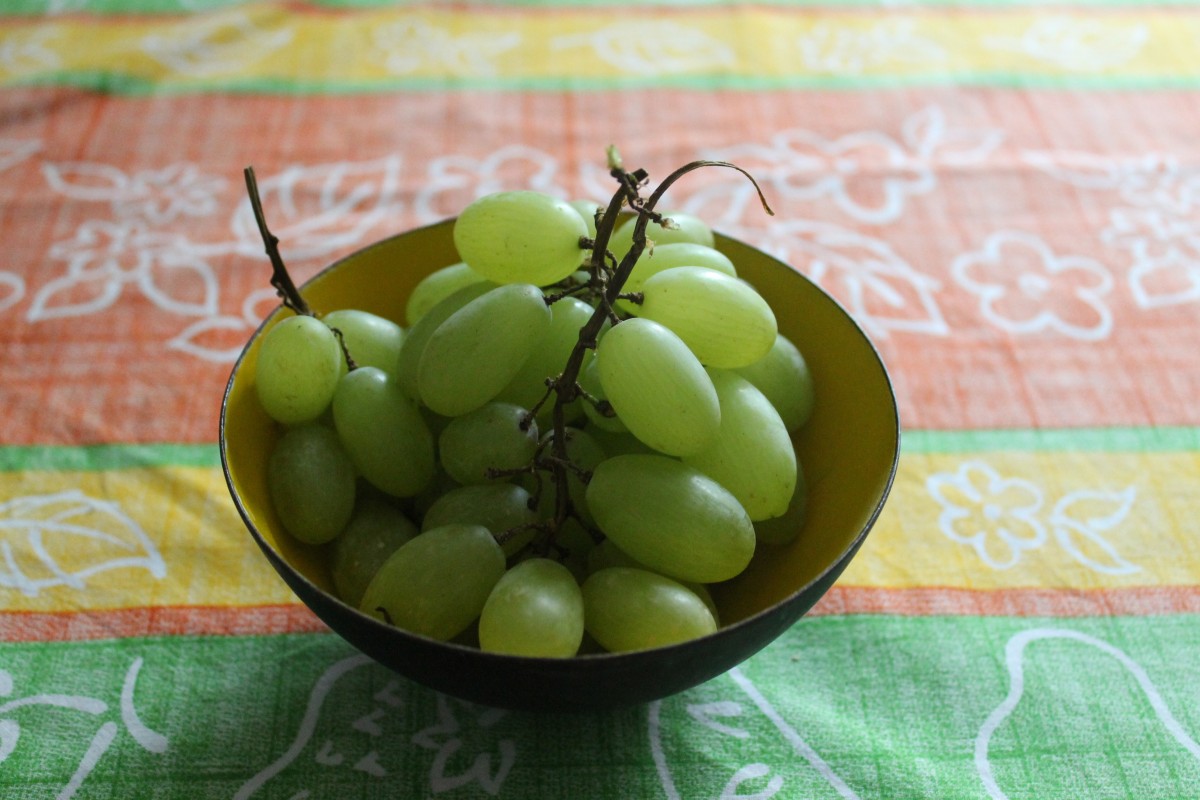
[2,1,1199,798]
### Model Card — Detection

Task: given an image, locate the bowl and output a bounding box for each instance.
[220,218,899,712]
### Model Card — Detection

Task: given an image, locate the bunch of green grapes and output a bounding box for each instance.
[252,182,815,659]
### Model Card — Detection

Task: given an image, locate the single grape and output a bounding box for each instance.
[255,315,344,425]
[321,308,405,375]
[333,366,435,497]
[359,524,505,641]
[608,210,714,261]
[616,241,736,314]
[405,262,487,326]
[395,281,494,401]
[585,538,720,625]
[330,496,418,607]
[438,402,539,485]
[417,283,551,417]
[582,567,716,652]
[683,370,796,521]
[267,425,356,544]
[594,317,720,457]
[454,191,588,286]
[586,454,755,583]
[478,558,584,658]
[753,464,809,546]
[734,333,815,432]
[638,267,776,369]
[421,482,538,556]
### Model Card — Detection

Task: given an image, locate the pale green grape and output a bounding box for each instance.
[321,309,405,375]
[359,524,505,641]
[585,538,720,625]
[684,370,796,521]
[454,191,588,286]
[531,427,606,525]
[395,281,494,401]
[267,425,356,544]
[333,367,435,498]
[608,210,714,262]
[330,497,418,607]
[595,318,719,457]
[616,241,736,314]
[438,402,539,485]
[638,267,776,369]
[421,482,538,556]
[478,558,584,658]
[582,567,716,652]
[579,359,626,433]
[734,333,815,432]
[255,315,344,425]
[586,454,754,583]
[753,464,808,546]
[405,262,487,326]
[494,296,596,414]
[417,283,551,417]
[569,199,603,239]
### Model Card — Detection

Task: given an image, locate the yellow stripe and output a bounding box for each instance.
[2,6,1198,87]
[0,466,299,613]
[841,451,1200,590]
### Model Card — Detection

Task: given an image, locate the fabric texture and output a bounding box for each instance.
[1,2,1198,798]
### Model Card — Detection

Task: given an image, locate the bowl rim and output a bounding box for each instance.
[218,217,901,666]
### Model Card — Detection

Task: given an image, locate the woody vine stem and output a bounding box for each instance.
[242,150,772,559]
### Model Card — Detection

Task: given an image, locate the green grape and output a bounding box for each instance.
[582,567,716,652]
[586,454,754,583]
[608,210,714,262]
[579,359,626,433]
[421,483,538,556]
[333,367,435,497]
[734,333,815,432]
[616,241,736,314]
[753,464,809,546]
[569,199,603,239]
[405,262,487,326]
[359,524,505,641]
[395,281,494,401]
[594,318,720,457]
[531,427,606,525]
[321,309,405,375]
[585,538,719,625]
[494,296,596,414]
[453,191,588,286]
[255,315,345,425]
[478,558,584,658]
[417,283,551,417]
[438,402,539,485]
[683,370,796,521]
[638,267,777,369]
[267,425,356,544]
[330,497,418,607]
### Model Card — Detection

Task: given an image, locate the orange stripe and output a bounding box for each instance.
[811,586,1200,618]
[0,603,327,643]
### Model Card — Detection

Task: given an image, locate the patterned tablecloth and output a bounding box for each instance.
[3,1,1200,798]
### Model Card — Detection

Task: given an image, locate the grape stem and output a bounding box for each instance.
[526,151,774,555]
[243,166,312,317]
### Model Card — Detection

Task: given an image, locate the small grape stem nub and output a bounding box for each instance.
[244,166,312,317]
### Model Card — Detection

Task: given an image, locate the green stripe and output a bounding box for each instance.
[3,0,1196,14]
[0,427,1193,473]
[0,616,1197,798]
[0,443,220,472]
[9,71,1200,97]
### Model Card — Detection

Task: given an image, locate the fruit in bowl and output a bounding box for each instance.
[220,152,899,711]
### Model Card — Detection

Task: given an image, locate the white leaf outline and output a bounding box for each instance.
[372,18,522,77]
[795,18,946,76]
[551,21,735,74]
[140,9,295,77]
[0,139,41,174]
[1049,487,1140,575]
[167,286,280,363]
[0,271,26,315]
[412,695,515,796]
[414,145,565,225]
[0,490,167,597]
[42,161,131,203]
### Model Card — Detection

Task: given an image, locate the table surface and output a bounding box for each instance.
[3,2,1200,798]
